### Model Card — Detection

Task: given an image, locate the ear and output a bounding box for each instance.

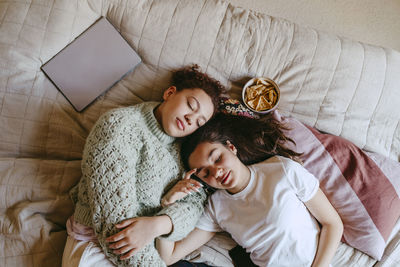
[162,86,177,101]
[226,140,237,155]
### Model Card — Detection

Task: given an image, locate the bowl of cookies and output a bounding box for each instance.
[242,77,280,114]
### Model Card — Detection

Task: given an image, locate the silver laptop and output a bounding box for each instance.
[41,17,141,112]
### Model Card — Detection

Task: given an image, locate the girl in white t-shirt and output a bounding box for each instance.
[157,113,343,267]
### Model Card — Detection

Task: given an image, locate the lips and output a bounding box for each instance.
[221,171,230,184]
[176,118,185,131]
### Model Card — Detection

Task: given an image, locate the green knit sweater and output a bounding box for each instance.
[70,102,206,266]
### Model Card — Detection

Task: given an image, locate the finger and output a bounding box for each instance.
[187,178,203,188]
[116,218,135,228]
[190,187,201,193]
[189,188,200,194]
[114,245,134,255]
[184,184,197,192]
[109,240,127,249]
[184,168,197,179]
[120,248,138,260]
[186,182,202,192]
[106,232,124,243]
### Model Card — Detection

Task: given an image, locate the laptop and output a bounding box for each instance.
[41,17,141,112]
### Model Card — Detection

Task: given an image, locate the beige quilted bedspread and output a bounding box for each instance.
[0,0,399,266]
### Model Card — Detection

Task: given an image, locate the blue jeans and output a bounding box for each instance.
[169,260,213,267]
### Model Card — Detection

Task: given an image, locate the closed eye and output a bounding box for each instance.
[187,100,194,110]
[203,169,210,178]
[197,118,206,127]
[188,97,198,111]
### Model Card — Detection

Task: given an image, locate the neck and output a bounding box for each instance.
[153,104,163,125]
[228,165,251,194]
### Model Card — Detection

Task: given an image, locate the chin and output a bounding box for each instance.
[164,127,176,137]
[169,129,185,138]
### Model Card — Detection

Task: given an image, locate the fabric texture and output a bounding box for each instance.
[70,101,206,266]
[66,215,97,243]
[1,0,400,266]
[220,98,400,261]
[170,260,212,267]
[183,232,236,267]
[196,156,320,266]
[279,113,400,261]
[62,236,115,267]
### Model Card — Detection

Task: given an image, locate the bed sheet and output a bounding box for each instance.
[0,0,399,266]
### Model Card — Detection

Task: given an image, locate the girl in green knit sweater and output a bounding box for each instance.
[62,65,226,267]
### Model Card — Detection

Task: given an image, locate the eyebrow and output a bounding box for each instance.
[190,96,207,123]
[196,148,217,174]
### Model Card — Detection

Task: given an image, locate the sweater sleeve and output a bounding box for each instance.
[83,110,165,266]
[157,187,207,241]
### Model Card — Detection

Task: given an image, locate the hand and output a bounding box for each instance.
[106,216,169,260]
[161,169,203,207]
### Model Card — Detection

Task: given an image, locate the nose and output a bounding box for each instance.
[184,114,192,126]
[210,166,223,179]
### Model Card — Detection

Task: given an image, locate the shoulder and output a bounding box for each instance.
[277,156,303,170]
[251,156,300,173]
[274,157,319,196]
[205,191,227,212]
[268,157,313,184]
[206,192,220,208]
[252,156,310,184]
[86,103,154,146]
[94,108,134,130]
[209,190,225,202]
[97,102,158,129]
[100,102,148,121]
[259,156,303,174]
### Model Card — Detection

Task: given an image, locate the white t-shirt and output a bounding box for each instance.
[196,156,320,267]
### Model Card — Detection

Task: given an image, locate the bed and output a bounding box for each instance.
[0,0,399,266]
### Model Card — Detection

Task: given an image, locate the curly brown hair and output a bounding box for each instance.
[181,113,302,169]
[172,64,227,115]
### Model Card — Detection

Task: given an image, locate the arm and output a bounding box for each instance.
[106,215,173,260]
[305,188,344,267]
[161,169,203,207]
[156,167,208,241]
[157,186,207,241]
[106,170,204,260]
[156,228,216,265]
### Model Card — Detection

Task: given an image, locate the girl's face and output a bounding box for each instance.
[157,87,214,137]
[188,141,250,194]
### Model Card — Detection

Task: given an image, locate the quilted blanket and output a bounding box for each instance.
[0,0,399,266]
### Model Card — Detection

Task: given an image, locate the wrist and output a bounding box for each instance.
[154,215,173,237]
[161,196,171,207]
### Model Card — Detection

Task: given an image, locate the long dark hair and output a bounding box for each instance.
[181,113,301,169]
